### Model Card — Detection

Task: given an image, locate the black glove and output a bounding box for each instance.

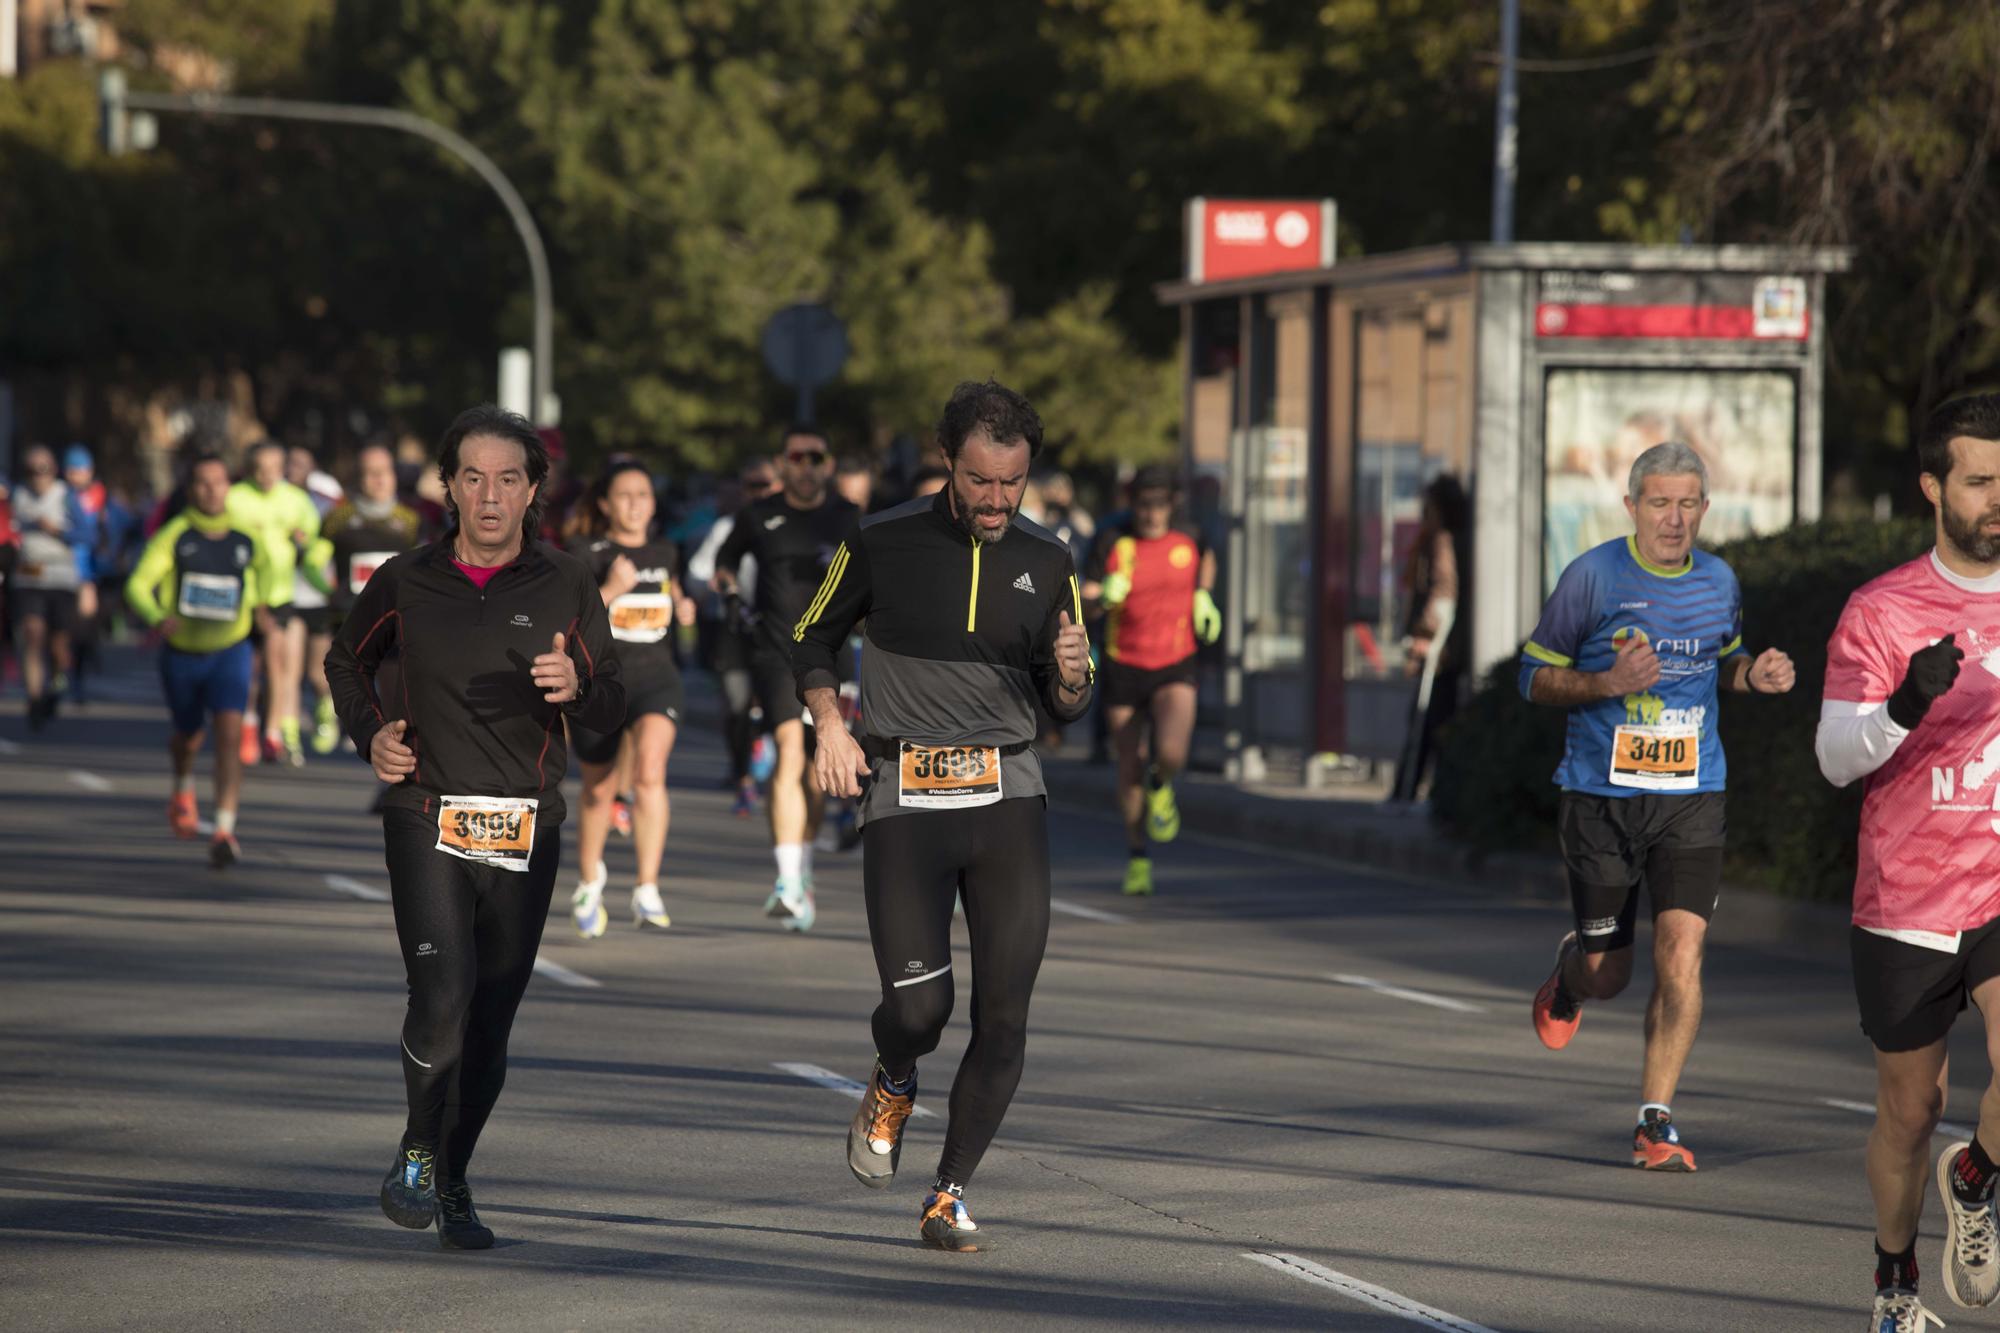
[1886,633,1963,729]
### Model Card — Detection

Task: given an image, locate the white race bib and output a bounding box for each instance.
[434,795,538,872]
[178,571,244,622]
[1609,725,1701,791]
[898,743,1004,810]
[608,592,673,644]
[349,551,397,593]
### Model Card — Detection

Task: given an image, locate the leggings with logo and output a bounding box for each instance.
[382,806,561,1181]
[864,797,1051,1187]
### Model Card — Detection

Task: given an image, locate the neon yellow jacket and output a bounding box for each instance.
[226,480,320,607]
[127,510,275,653]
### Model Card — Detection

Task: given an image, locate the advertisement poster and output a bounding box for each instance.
[1542,368,1797,591]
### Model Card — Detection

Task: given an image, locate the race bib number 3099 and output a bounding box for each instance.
[435,794,538,871]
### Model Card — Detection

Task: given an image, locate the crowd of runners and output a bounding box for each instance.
[11,383,2000,1329]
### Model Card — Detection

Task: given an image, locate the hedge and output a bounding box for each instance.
[1432,519,1932,901]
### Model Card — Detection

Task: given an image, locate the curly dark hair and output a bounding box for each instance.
[935,379,1042,462]
[437,404,550,546]
[1918,393,2000,483]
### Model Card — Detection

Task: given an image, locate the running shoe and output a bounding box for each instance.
[919,1185,979,1252]
[1122,856,1154,897]
[260,731,284,765]
[1871,1289,1947,1331]
[310,697,341,755]
[765,877,812,924]
[750,734,776,783]
[612,797,633,838]
[847,1063,916,1188]
[631,883,670,930]
[436,1179,495,1250]
[1532,932,1584,1051]
[279,719,306,768]
[209,831,240,870]
[1146,779,1181,843]
[1631,1113,1696,1172]
[571,864,608,940]
[731,781,759,818]
[168,791,200,840]
[1938,1141,2000,1308]
[784,888,817,933]
[240,717,262,765]
[380,1142,438,1229]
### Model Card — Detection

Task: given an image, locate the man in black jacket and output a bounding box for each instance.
[326,404,623,1251]
[795,380,1093,1251]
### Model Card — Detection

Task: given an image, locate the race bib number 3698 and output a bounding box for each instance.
[435,795,538,872]
[898,743,1004,809]
[1609,725,1700,791]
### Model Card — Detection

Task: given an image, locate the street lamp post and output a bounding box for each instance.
[1490,0,1519,245]
[100,70,555,424]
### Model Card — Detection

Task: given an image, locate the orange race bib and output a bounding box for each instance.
[1609,725,1700,792]
[608,592,673,644]
[434,795,538,871]
[898,743,1003,810]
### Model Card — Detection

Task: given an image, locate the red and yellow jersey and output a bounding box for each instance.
[1095,524,1203,669]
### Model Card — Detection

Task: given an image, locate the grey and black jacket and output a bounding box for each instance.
[790,488,1094,824]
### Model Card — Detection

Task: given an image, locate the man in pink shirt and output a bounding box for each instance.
[1821,393,2000,1330]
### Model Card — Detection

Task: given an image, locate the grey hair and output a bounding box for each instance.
[1627,441,1708,503]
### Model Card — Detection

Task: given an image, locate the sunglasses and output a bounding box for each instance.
[785,450,828,466]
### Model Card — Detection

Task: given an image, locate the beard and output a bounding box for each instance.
[1942,501,2000,564]
[949,487,1019,545]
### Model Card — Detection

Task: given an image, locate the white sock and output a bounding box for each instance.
[174,773,195,796]
[215,808,238,835]
[775,842,804,888]
[577,863,606,897]
[801,841,816,880]
[1639,1101,1671,1125]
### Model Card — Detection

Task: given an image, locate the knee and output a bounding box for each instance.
[882,984,953,1048]
[1877,1082,1945,1149]
[633,770,666,796]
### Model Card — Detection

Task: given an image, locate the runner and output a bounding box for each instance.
[1818,394,2000,1330]
[567,460,694,937]
[1521,440,1794,1172]
[312,442,421,755]
[711,425,857,930]
[10,444,96,730]
[688,458,778,816]
[796,379,1092,1250]
[227,441,322,766]
[325,404,623,1249]
[124,452,275,868]
[287,446,344,757]
[1083,464,1218,896]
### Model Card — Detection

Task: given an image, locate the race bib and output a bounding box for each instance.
[18,561,44,580]
[898,743,1003,810]
[1609,725,1700,791]
[608,592,672,644]
[349,551,397,593]
[178,571,244,622]
[434,795,538,872]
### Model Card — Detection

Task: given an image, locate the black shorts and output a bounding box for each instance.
[570,666,686,767]
[750,646,806,728]
[8,586,77,635]
[298,605,338,636]
[1853,917,2000,1052]
[1558,790,1726,953]
[1098,654,1199,711]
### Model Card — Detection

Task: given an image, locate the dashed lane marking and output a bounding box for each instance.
[323,874,391,903]
[772,1062,939,1117]
[1327,973,1484,1014]
[1244,1253,1500,1332]
[66,770,112,792]
[0,738,21,756]
[1050,897,1127,924]
[532,957,603,989]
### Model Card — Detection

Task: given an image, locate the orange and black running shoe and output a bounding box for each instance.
[919,1183,979,1252]
[1532,931,1584,1051]
[1632,1114,1696,1172]
[847,1062,916,1189]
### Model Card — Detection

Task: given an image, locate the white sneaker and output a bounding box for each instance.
[782,888,816,933]
[570,864,608,940]
[1938,1142,2000,1308]
[631,883,670,930]
[1871,1288,1946,1331]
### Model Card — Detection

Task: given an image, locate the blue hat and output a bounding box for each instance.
[63,444,93,474]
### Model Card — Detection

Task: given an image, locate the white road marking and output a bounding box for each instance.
[772,1062,938,1117]
[1820,1097,1977,1140]
[1245,1253,1500,1332]
[1327,973,1484,1014]
[323,874,391,903]
[66,770,112,792]
[532,956,603,989]
[0,737,21,755]
[1050,898,1127,924]
[195,820,215,836]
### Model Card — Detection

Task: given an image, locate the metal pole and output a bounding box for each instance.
[120,90,555,424]
[1490,0,1519,244]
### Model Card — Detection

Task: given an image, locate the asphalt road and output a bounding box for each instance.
[1,650,1993,1331]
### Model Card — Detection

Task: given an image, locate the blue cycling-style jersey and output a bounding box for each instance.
[1518,536,1744,797]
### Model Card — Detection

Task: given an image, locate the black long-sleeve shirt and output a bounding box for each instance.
[325,539,623,823]
[791,489,1093,825]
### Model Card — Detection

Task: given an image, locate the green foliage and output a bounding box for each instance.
[1433,520,1935,901]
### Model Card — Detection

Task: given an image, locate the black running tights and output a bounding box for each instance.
[863,797,1051,1187]
[382,807,560,1181]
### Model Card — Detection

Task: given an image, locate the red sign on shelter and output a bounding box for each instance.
[1186,198,1337,284]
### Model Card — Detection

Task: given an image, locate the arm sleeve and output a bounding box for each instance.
[1518,558,1597,700]
[687,516,730,583]
[1033,556,1094,722]
[325,555,402,760]
[561,565,626,731]
[790,520,871,697]
[1818,595,1905,786]
[712,514,752,577]
[124,524,177,627]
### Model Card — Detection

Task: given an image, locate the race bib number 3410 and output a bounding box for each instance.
[435,795,538,871]
[898,743,1004,809]
[1609,725,1700,791]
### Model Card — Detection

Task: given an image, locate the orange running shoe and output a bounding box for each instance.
[919,1185,979,1252]
[1532,932,1584,1050]
[847,1063,916,1188]
[612,798,633,838]
[1632,1114,1696,1172]
[168,791,200,839]
[239,718,262,765]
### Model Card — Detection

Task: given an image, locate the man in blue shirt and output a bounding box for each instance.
[1520,441,1795,1171]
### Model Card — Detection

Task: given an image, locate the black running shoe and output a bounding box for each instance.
[437,1180,495,1250]
[380,1142,438,1229]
